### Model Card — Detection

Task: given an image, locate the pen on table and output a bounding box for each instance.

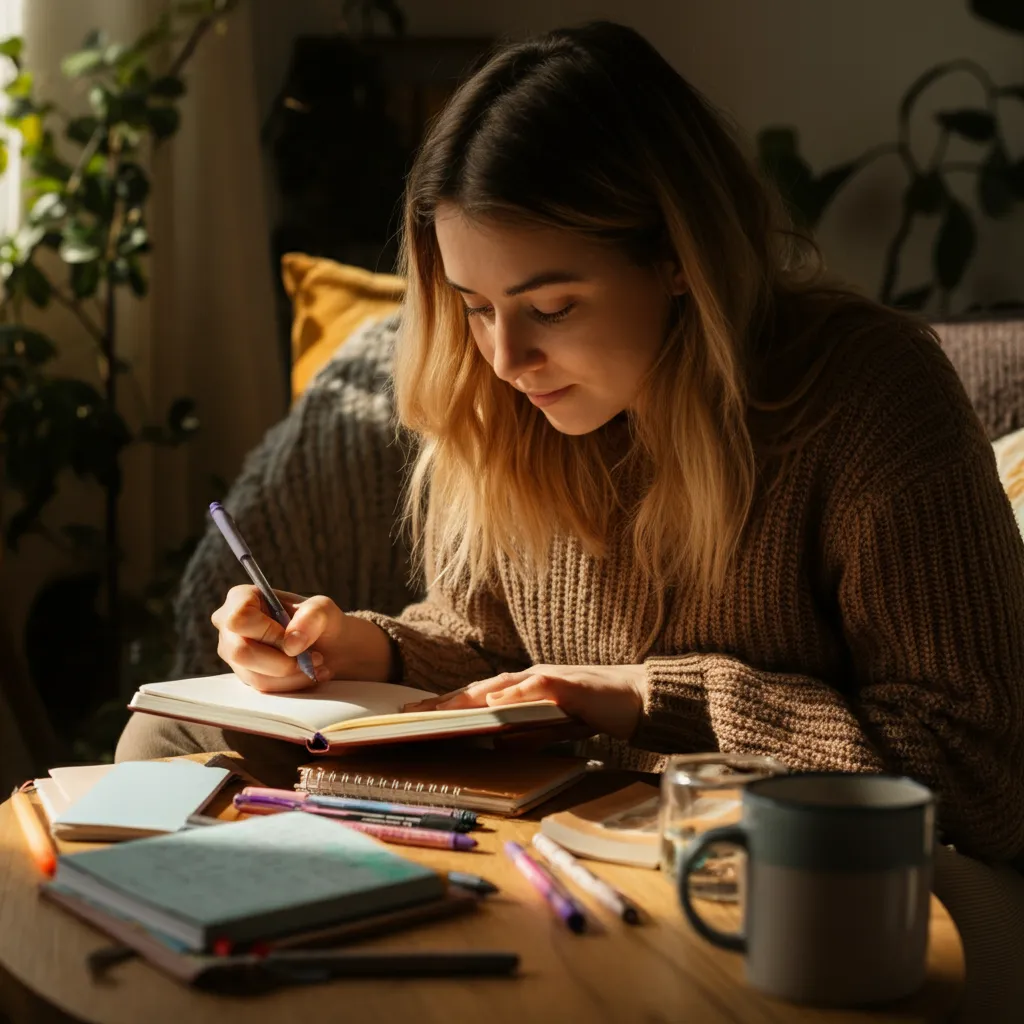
[447,871,499,896]
[208,502,317,683]
[238,787,478,829]
[232,794,476,850]
[233,792,469,832]
[11,785,58,878]
[504,840,587,934]
[532,832,641,924]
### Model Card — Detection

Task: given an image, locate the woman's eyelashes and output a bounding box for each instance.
[464,301,577,324]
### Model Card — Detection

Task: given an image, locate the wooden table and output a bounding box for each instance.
[0,759,965,1024]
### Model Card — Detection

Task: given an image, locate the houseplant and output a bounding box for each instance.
[757,0,1024,315]
[0,0,239,749]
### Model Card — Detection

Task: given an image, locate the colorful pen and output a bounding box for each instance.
[447,871,499,895]
[235,795,468,833]
[208,502,317,682]
[238,787,478,829]
[331,818,477,851]
[11,786,57,878]
[532,833,641,924]
[504,840,587,933]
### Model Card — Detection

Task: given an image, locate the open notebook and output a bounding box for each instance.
[129,674,567,752]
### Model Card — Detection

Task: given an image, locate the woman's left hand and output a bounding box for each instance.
[402,664,647,740]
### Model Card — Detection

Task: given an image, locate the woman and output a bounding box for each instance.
[120,23,1024,868]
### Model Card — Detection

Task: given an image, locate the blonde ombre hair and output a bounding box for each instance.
[393,22,867,598]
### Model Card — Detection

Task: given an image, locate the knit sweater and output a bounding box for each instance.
[354,321,1024,864]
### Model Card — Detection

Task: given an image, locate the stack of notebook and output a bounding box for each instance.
[43,812,450,960]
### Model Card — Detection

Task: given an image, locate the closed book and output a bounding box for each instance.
[128,673,566,752]
[50,761,231,841]
[539,782,662,868]
[48,811,444,952]
[296,749,590,816]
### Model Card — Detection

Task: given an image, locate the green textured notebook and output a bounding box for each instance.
[49,812,443,951]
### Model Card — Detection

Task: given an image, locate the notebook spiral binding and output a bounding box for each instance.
[297,766,466,808]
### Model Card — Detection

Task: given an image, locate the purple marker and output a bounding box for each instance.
[209,502,317,682]
[505,840,587,933]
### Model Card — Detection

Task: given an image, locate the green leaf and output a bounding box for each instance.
[88,85,111,119]
[22,262,52,307]
[29,192,66,224]
[808,161,858,224]
[166,397,199,441]
[15,224,45,256]
[0,139,8,177]
[82,30,108,51]
[978,145,1016,216]
[935,109,996,142]
[0,37,24,66]
[149,75,185,99]
[934,199,977,292]
[59,239,101,264]
[118,225,149,256]
[906,172,947,214]
[127,259,148,298]
[892,285,934,311]
[71,261,101,299]
[115,162,149,205]
[146,105,180,139]
[5,70,32,98]
[756,127,818,226]
[900,63,961,130]
[0,325,56,364]
[102,43,128,67]
[66,115,100,145]
[970,0,1024,32]
[61,49,105,78]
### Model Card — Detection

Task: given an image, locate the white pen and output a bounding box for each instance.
[532,832,641,925]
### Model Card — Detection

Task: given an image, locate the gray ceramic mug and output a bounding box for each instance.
[678,772,935,1007]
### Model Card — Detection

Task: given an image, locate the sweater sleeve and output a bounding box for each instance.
[631,452,1024,862]
[349,571,531,695]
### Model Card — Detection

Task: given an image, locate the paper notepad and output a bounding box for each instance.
[48,812,444,951]
[128,673,566,752]
[51,761,230,841]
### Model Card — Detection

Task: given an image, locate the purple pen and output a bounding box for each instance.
[209,502,317,682]
[505,840,587,933]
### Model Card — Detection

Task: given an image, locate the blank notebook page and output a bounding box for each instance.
[136,674,435,731]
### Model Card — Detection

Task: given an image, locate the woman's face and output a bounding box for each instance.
[434,204,681,436]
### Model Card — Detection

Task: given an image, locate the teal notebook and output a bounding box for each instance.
[49,812,444,951]
[50,761,230,841]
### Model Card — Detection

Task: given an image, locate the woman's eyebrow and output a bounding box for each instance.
[446,270,587,297]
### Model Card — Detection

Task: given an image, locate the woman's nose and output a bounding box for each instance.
[491,318,545,384]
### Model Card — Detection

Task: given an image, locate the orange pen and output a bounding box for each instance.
[11,786,57,878]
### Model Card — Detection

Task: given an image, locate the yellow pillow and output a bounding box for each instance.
[282,254,405,400]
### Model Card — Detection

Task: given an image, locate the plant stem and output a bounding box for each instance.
[103,270,119,697]
[168,0,242,79]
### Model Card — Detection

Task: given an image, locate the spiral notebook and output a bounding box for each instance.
[295,749,590,816]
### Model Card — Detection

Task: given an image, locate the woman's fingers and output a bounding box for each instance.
[485,674,573,709]
[282,595,343,656]
[402,671,531,712]
[212,585,287,647]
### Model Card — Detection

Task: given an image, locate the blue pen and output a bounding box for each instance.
[209,502,317,682]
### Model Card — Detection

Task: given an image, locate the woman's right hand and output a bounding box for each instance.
[210,585,395,692]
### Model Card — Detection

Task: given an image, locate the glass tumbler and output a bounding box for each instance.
[660,752,787,902]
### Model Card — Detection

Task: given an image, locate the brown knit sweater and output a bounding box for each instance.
[355,322,1024,864]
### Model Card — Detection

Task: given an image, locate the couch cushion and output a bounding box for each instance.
[282,254,405,401]
[932,318,1024,440]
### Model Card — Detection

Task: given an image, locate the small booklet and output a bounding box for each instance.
[47,811,445,952]
[49,761,231,841]
[296,748,590,816]
[128,673,566,753]
[539,782,662,868]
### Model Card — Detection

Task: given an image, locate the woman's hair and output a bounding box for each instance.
[394,21,904,598]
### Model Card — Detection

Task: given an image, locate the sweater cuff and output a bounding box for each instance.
[631,654,716,753]
[345,609,461,695]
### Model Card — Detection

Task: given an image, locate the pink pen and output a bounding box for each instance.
[505,840,587,933]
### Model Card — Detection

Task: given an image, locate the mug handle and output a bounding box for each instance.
[677,824,748,953]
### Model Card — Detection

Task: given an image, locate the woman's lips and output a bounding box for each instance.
[526,385,573,408]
